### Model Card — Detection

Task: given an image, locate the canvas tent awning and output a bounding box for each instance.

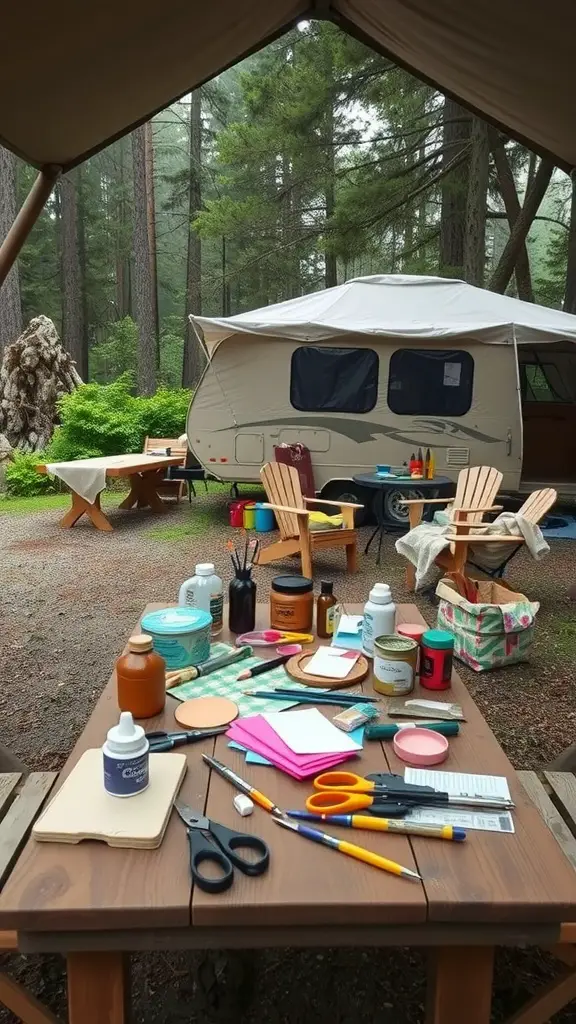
[0,1,575,172]
[191,275,576,352]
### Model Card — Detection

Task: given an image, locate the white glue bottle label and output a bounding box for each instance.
[102,712,149,798]
[361,583,396,657]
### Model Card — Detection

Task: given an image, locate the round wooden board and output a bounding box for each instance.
[174,696,239,729]
[285,651,369,689]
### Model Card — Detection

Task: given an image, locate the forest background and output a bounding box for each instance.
[0,20,574,397]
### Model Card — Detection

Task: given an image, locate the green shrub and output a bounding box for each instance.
[5,452,55,496]
[44,374,192,463]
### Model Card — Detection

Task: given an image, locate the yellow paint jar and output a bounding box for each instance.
[373,634,418,696]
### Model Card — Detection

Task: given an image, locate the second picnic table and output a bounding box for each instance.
[37,453,185,531]
[1,603,576,1023]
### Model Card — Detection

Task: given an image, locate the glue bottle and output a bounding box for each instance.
[102,712,149,798]
[361,583,396,657]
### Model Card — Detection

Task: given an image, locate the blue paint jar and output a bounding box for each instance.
[103,712,149,798]
[140,607,212,670]
[254,503,276,532]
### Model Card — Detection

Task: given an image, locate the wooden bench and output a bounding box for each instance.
[143,436,187,503]
[508,771,576,1023]
[0,771,58,1023]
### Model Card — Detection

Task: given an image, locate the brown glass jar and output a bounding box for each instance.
[270,576,314,632]
[116,634,166,719]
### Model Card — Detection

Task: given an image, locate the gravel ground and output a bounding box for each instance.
[0,488,575,1022]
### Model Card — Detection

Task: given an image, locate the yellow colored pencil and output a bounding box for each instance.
[286,811,466,842]
[273,814,422,881]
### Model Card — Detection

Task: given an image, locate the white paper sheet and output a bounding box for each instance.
[405,768,512,802]
[304,647,359,679]
[263,708,362,755]
[404,768,514,833]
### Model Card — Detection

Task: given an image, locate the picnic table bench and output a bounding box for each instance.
[37,453,185,531]
[2,604,576,1024]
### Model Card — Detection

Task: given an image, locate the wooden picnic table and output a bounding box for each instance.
[37,453,185,531]
[1,602,576,1024]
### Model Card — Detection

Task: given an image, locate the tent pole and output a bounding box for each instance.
[0,164,61,287]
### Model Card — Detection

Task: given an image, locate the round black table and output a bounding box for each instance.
[352,472,454,565]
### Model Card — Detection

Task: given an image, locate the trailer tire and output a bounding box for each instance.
[382,487,425,527]
[319,481,370,527]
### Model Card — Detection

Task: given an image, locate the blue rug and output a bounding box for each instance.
[542,514,576,539]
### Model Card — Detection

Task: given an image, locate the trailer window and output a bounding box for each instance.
[290,346,379,413]
[388,349,474,416]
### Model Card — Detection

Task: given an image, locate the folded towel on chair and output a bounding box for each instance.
[396,512,549,588]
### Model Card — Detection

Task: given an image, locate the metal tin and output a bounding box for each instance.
[373,634,418,696]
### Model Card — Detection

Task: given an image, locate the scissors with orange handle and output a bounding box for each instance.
[305,770,515,816]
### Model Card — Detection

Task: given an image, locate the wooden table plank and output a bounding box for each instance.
[192,730,424,928]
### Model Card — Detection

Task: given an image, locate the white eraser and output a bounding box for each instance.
[233,794,254,817]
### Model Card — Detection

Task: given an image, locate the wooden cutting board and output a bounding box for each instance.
[32,748,186,849]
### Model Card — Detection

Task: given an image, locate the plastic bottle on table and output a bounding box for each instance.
[179,562,223,636]
[116,634,166,718]
[102,711,149,798]
[361,583,396,657]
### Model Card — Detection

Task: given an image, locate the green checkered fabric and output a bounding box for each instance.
[167,643,314,716]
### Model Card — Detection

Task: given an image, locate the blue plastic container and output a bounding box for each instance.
[140,607,212,670]
[254,503,275,532]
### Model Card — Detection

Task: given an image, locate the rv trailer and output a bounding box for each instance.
[187,276,576,524]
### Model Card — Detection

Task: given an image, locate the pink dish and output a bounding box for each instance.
[393,727,449,766]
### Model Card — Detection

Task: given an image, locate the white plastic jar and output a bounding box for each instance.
[361,583,396,656]
[178,562,223,636]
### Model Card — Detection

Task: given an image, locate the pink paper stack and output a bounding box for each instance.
[227,714,359,781]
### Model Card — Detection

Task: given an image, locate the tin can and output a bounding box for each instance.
[373,634,418,696]
[397,623,426,673]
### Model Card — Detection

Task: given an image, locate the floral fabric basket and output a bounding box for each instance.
[435,576,539,672]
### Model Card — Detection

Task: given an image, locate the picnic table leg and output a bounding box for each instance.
[59,490,113,531]
[68,951,129,1024]
[426,946,494,1024]
[119,471,168,514]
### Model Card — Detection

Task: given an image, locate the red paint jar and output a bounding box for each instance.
[420,630,454,690]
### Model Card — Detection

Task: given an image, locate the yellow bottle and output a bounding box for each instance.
[427,449,436,479]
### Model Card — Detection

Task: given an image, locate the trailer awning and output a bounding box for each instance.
[191,275,576,352]
[0,1,575,172]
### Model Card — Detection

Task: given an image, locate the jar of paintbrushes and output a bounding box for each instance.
[228,537,259,634]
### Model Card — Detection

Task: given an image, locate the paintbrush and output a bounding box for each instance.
[202,754,284,815]
[226,539,240,571]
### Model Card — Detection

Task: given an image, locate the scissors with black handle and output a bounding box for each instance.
[174,799,270,893]
[146,727,227,752]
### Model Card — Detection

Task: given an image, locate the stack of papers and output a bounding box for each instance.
[227,708,362,780]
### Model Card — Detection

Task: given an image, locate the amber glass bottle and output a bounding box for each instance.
[316,581,338,638]
[116,635,166,718]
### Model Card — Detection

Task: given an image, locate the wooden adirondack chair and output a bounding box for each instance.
[256,462,363,578]
[401,466,504,590]
[143,436,187,503]
[448,486,557,579]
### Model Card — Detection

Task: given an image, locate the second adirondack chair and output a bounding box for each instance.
[401,465,504,590]
[255,462,363,578]
[449,486,557,579]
